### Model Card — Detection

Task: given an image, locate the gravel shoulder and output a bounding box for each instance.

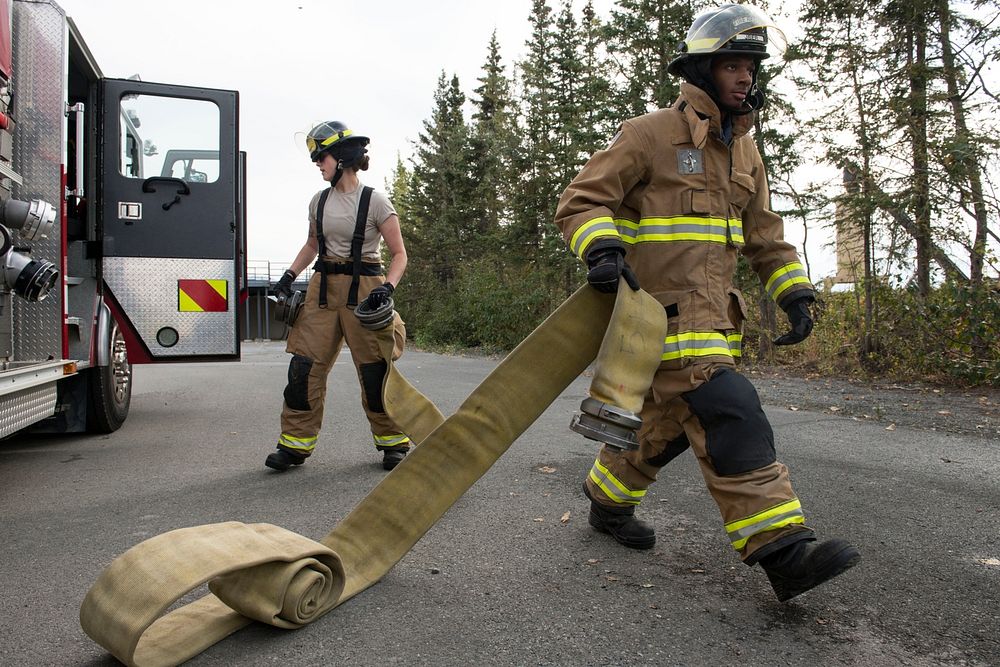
[746,365,1000,440]
[426,345,1000,441]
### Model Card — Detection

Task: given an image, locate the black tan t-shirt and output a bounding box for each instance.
[307,183,397,261]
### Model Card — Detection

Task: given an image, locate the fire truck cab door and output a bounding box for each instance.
[98,79,241,361]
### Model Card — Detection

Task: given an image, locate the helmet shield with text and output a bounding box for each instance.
[669,4,784,72]
[667,4,784,114]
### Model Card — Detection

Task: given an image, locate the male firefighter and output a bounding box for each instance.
[554,4,860,601]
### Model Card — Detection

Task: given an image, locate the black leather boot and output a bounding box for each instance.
[265,448,306,471]
[760,538,861,602]
[382,448,407,471]
[584,483,655,549]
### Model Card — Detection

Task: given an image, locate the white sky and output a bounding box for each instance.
[57,0,845,279]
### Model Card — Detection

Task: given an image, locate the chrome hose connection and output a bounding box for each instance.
[0,198,56,241]
[269,290,305,326]
[569,397,642,450]
[354,296,395,331]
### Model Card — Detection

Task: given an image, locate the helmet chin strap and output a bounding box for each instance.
[329,160,345,188]
[731,86,765,116]
[326,143,366,188]
[680,56,766,116]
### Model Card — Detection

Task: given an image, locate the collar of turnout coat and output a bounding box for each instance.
[674,82,755,146]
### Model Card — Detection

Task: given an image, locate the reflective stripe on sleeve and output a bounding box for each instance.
[765,263,810,303]
[728,219,745,245]
[588,459,646,506]
[278,433,318,453]
[570,217,620,258]
[726,499,805,551]
[727,332,742,358]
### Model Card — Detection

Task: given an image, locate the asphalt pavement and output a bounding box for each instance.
[1,341,997,666]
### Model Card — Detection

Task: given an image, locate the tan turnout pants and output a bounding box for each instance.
[277,268,408,456]
[584,359,813,562]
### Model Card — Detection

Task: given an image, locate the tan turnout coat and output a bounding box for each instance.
[555,82,814,367]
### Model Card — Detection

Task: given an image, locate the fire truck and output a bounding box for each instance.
[0,0,244,437]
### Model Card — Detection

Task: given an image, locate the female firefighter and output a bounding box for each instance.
[554,4,860,601]
[265,121,411,472]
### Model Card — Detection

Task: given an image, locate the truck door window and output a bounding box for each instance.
[118,94,220,183]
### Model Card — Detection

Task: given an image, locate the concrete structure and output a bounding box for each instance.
[241,260,311,341]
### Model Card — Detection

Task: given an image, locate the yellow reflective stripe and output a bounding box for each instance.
[772,275,811,301]
[320,128,354,147]
[726,499,805,550]
[374,433,410,447]
[765,263,810,302]
[728,332,742,358]
[729,219,745,245]
[687,36,722,52]
[178,290,203,312]
[662,331,742,361]
[278,433,317,452]
[616,216,740,246]
[639,216,736,227]
[588,459,646,505]
[636,231,729,243]
[570,217,620,257]
[307,128,356,155]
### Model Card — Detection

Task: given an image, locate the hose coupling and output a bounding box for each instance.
[569,397,642,450]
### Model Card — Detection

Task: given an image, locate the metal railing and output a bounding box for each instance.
[246,260,313,286]
[242,260,314,341]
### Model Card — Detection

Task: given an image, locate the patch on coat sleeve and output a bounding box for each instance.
[677,148,704,175]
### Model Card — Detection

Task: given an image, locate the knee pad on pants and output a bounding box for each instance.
[359,360,388,413]
[283,355,314,411]
[682,367,775,475]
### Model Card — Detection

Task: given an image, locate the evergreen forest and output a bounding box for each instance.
[385,0,1000,386]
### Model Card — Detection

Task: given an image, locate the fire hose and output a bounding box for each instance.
[79,283,668,666]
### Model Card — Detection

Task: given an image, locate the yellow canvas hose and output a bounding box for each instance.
[79,283,667,666]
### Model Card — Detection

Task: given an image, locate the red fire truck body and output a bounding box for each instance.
[0,0,245,437]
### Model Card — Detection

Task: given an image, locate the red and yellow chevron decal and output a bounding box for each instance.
[178,279,228,312]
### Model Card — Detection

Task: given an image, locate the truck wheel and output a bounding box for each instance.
[87,320,132,433]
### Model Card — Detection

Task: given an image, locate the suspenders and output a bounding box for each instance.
[313,185,375,308]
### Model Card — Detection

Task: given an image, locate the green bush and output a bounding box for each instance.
[400,259,562,353]
[739,281,1000,386]
[400,257,999,387]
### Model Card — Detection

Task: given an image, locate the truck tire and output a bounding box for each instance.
[87,319,132,433]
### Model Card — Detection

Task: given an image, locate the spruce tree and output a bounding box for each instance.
[406,72,473,287]
[469,32,517,253]
[602,0,695,116]
[512,0,559,263]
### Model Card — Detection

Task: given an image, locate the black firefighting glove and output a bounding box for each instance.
[773,296,815,346]
[273,270,296,300]
[363,282,394,310]
[584,241,640,293]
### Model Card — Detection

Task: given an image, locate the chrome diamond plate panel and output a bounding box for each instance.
[0,384,57,438]
[10,0,67,361]
[104,257,236,357]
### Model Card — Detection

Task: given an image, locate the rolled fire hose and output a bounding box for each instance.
[79,283,667,666]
